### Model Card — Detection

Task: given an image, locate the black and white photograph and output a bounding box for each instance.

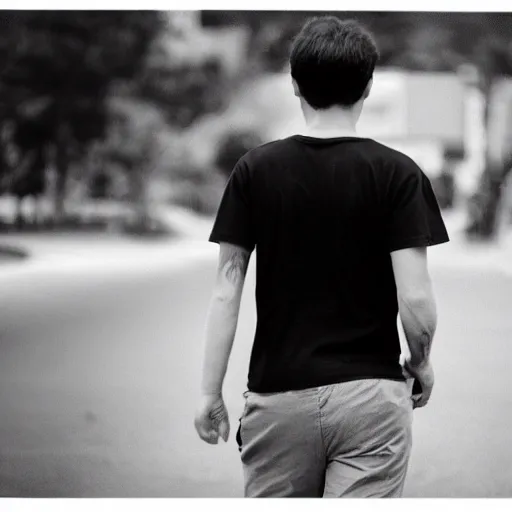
[0,5,510,504]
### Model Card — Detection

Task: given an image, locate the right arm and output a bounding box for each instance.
[386,161,449,407]
[391,246,437,407]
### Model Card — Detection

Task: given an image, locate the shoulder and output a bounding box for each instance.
[364,140,430,191]
[368,140,423,175]
[237,138,295,169]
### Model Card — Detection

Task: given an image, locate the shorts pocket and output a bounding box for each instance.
[236,421,243,452]
[237,391,252,452]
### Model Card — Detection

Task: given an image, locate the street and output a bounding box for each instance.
[0,244,510,497]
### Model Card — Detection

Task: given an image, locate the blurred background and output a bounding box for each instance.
[0,9,511,498]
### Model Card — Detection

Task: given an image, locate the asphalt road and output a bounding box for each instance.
[0,248,510,498]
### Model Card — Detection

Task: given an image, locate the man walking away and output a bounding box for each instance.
[194,15,449,498]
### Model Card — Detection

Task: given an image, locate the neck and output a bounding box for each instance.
[300,100,363,138]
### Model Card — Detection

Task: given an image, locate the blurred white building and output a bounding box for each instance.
[271,69,467,178]
[181,68,476,180]
[488,77,512,167]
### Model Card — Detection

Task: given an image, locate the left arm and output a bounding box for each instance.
[194,242,251,444]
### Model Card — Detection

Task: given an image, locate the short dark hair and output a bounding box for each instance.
[290,16,379,109]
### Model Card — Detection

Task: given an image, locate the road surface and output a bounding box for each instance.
[0,243,510,498]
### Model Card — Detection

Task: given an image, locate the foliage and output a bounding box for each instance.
[201,11,512,77]
[0,11,165,218]
[89,172,111,200]
[89,96,168,229]
[136,40,229,129]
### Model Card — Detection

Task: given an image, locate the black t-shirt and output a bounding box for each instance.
[209,135,449,393]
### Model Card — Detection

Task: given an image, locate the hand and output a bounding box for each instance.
[194,393,230,444]
[403,359,435,409]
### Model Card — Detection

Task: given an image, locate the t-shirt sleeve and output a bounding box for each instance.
[386,163,450,253]
[208,159,256,252]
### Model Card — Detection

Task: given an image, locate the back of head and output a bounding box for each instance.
[290,16,379,109]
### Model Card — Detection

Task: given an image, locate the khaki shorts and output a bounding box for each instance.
[236,379,413,498]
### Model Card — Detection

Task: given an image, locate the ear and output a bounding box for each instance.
[292,78,300,98]
[363,77,373,100]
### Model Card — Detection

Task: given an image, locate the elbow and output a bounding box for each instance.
[398,292,438,338]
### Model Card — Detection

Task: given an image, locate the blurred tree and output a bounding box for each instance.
[8,113,52,227]
[94,97,167,233]
[136,41,229,129]
[200,11,412,72]
[89,172,111,201]
[126,19,242,218]
[0,11,165,225]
